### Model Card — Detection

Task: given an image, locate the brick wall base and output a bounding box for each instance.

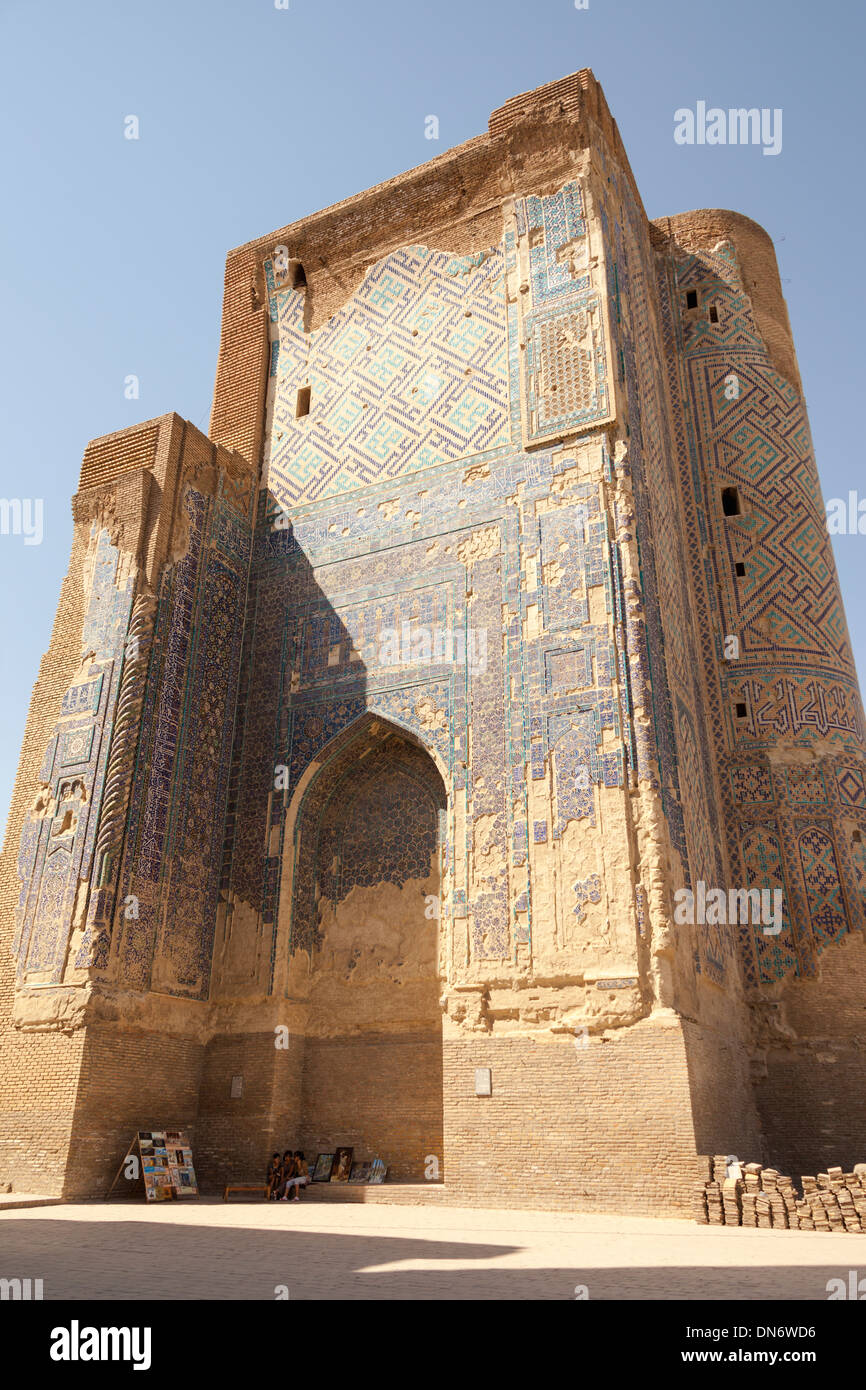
[439,1021,740,1216]
[300,1031,443,1183]
[754,1045,866,1179]
[0,1013,783,1216]
[0,1028,85,1195]
[190,1019,736,1213]
[682,1019,764,1162]
[62,1024,205,1199]
[195,1031,301,1192]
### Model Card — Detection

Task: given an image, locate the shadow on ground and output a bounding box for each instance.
[0,1209,852,1300]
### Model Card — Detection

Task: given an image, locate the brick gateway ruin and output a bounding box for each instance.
[2,70,865,1213]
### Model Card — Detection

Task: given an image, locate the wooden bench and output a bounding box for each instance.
[223,1184,269,1202]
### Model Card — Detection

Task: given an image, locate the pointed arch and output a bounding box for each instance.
[278,710,447,959]
[284,711,445,959]
[279,710,446,1180]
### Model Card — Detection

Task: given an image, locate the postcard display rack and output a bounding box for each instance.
[107,1130,199,1202]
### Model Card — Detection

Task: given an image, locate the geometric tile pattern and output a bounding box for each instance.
[13,528,134,982]
[111,481,252,998]
[798,826,848,951]
[678,245,861,748]
[264,245,510,507]
[605,178,728,980]
[785,766,828,805]
[328,764,440,896]
[242,179,623,959]
[221,407,640,969]
[57,726,95,767]
[730,765,774,803]
[740,825,798,984]
[658,227,866,986]
[837,765,866,808]
[512,182,613,445]
[722,758,866,989]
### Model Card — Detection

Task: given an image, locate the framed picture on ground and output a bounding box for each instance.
[349,1161,371,1184]
[145,1183,172,1202]
[368,1159,387,1185]
[312,1153,334,1182]
[330,1147,353,1183]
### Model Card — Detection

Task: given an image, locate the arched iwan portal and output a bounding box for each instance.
[288,716,446,1181]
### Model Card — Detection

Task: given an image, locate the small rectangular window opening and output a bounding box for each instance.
[853,831,862,844]
[709,304,719,323]
[685,289,698,309]
[722,487,741,517]
[735,561,746,577]
[296,385,311,418]
[735,702,747,719]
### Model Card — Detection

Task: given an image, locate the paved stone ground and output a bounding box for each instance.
[1,1200,863,1299]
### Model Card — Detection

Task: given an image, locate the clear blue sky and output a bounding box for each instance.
[1,0,863,831]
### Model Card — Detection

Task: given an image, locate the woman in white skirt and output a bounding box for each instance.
[281,1151,310,1202]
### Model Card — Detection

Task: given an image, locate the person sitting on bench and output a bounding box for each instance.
[281,1151,309,1201]
[266,1152,282,1201]
[277,1150,296,1199]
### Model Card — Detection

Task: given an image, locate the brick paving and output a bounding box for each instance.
[0,1199,862,1300]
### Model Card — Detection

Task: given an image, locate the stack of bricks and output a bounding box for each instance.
[849,1170,866,1227]
[694,1160,866,1232]
[706,1181,724,1225]
[752,1166,772,1228]
[802,1177,830,1232]
[795,1190,815,1231]
[762,1170,788,1229]
[692,1179,710,1225]
[830,1167,866,1233]
[779,1175,798,1227]
[818,1174,845,1232]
